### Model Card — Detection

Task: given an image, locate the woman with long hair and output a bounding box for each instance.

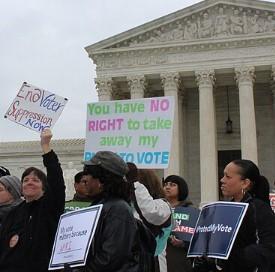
[194,159,275,272]
[126,164,171,272]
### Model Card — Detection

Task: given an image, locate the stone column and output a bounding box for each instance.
[178,87,186,177]
[271,66,275,109]
[270,65,275,181]
[95,77,113,101]
[235,66,258,164]
[195,70,218,204]
[127,75,146,99]
[161,72,180,176]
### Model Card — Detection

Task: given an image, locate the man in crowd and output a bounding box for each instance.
[64,171,92,212]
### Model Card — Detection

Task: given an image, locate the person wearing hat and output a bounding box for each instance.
[163,175,196,272]
[64,171,93,212]
[78,151,139,272]
[0,166,11,177]
[0,129,65,272]
[0,175,23,226]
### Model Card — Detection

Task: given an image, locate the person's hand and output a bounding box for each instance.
[40,128,52,154]
[192,257,210,272]
[215,258,225,271]
[170,235,184,247]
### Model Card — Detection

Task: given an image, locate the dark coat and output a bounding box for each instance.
[166,201,193,272]
[0,150,65,272]
[223,193,275,272]
[82,196,139,272]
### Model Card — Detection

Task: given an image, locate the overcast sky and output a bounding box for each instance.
[1,0,274,142]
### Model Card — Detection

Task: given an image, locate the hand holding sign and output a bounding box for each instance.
[5,82,68,133]
[41,128,53,154]
[187,201,248,260]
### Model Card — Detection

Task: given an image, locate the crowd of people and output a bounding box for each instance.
[0,129,275,272]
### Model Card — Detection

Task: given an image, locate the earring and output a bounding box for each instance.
[242,188,245,196]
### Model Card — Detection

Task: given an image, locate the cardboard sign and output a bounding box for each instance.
[187,201,248,260]
[270,193,275,213]
[49,205,102,270]
[5,82,68,133]
[64,201,91,213]
[84,96,175,168]
[172,206,200,242]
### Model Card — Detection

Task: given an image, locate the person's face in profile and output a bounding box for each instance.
[74,175,89,197]
[85,175,102,198]
[220,162,250,202]
[0,183,14,205]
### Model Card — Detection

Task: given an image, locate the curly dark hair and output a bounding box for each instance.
[84,164,131,203]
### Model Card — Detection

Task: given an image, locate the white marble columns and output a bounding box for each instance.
[271,66,275,173]
[271,65,275,109]
[161,72,181,176]
[195,70,218,203]
[95,77,113,101]
[235,66,258,164]
[127,75,146,99]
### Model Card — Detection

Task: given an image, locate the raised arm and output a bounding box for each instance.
[134,181,171,225]
[41,129,65,217]
[40,128,52,154]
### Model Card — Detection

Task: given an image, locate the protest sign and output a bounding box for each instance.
[84,96,175,168]
[5,82,68,133]
[64,201,91,213]
[172,206,200,242]
[187,201,248,259]
[49,205,102,270]
[270,193,275,213]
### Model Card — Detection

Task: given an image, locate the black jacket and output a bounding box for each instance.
[223,193,275,272]
[0,150,65,272]
[166,201,193,272]
[82,196,139,272]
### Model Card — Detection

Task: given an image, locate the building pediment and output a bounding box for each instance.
[85,0,275,55]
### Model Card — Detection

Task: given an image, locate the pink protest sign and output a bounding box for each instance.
[84,96,175,169]
[5,82,68,133]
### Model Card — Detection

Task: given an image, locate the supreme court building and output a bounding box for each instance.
[1,0,275,205]
[85,0,275,204]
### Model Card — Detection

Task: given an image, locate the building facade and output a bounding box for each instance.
[1,0,275,205]
[85,0,275,204]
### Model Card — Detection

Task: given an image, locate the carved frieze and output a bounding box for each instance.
[106,4,275,49]
[92,41,275,71]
